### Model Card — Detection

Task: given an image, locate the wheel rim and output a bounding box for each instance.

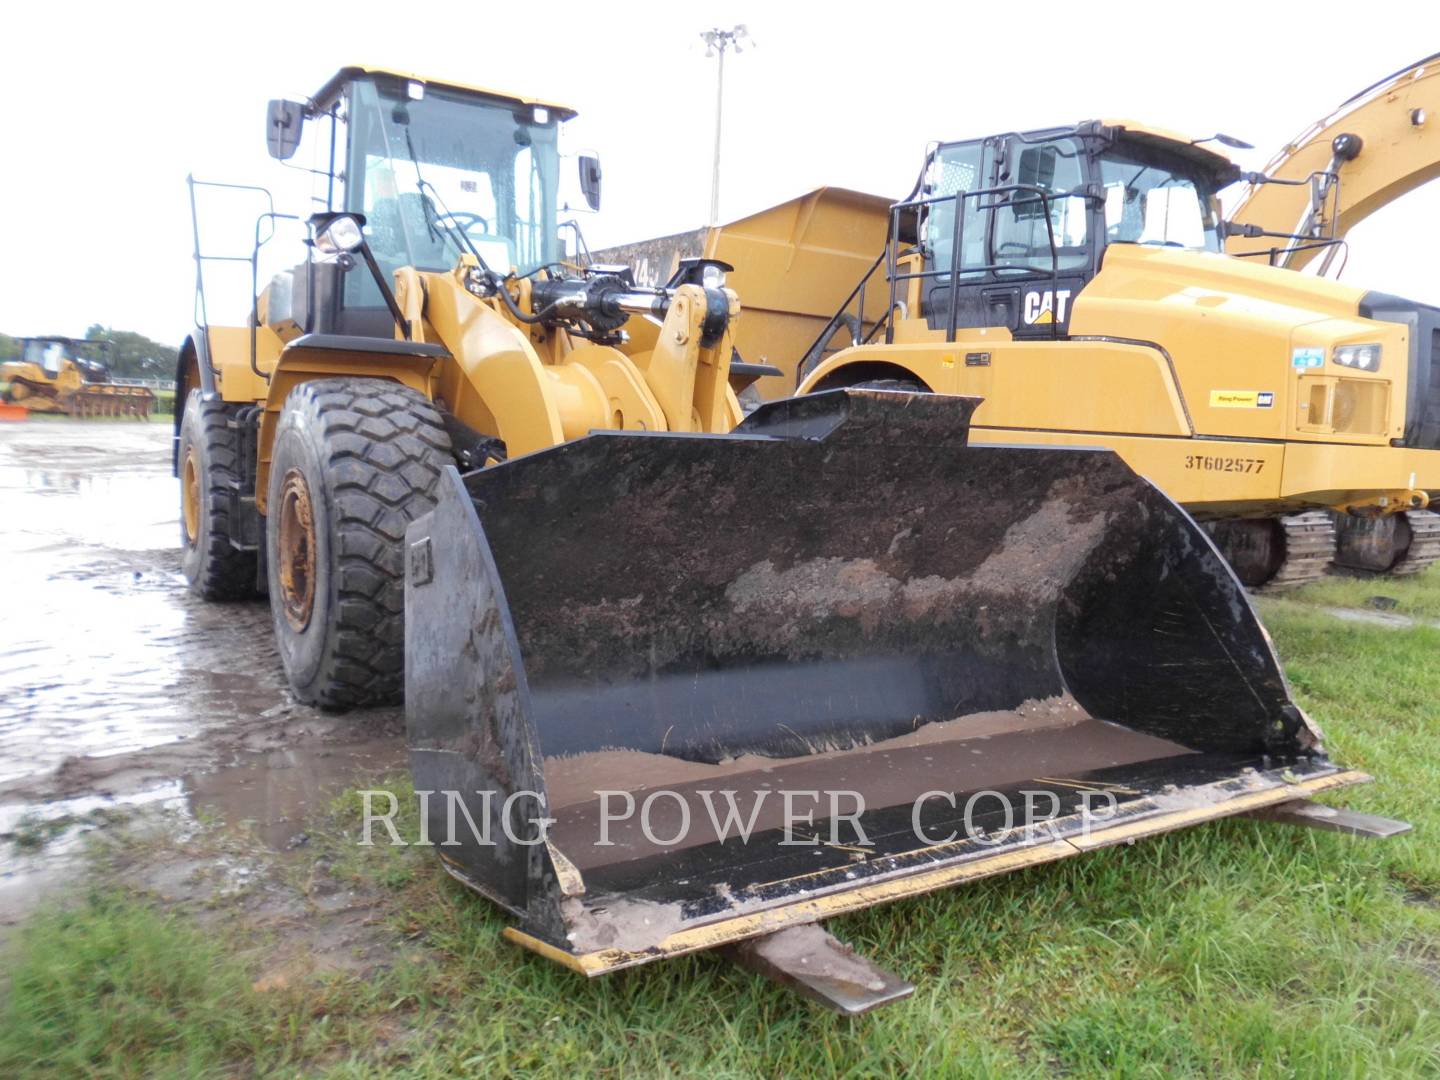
[181,450,201,543]
[277,468,317,632]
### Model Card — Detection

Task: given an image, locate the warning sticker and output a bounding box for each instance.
[1292,347,1325,369]
[1210,390,1275,409]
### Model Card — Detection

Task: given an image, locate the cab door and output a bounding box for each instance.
[921,132,1099,339]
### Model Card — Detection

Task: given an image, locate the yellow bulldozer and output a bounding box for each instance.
[2,337,156,418]
[181,66,1406,1012]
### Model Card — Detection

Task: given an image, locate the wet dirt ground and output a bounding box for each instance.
[0,419,405,932]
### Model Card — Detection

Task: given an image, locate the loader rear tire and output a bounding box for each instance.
[179,389,259,600]
[265,378,452,709]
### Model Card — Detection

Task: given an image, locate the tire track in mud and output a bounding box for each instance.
[0,421,403,825]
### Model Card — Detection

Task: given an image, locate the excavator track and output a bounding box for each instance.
[1333,509,1440,577]
[1390,510,1440,575]
[1261,512,1339,591]
[1204,511,1336,591]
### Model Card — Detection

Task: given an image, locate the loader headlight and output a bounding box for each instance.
[314,215,365,254]
[1333,343,1381,371]
[701,263,727,290]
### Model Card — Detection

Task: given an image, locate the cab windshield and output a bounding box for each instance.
[1098,142,1221,252]
[345,78,561,306]
[23,340,67,374]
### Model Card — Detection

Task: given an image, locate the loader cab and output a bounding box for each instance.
[261,67,576,341]
[914,122,1237,338]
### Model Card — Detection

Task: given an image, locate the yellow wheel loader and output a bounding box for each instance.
[178,66,765,706]
[2,337,155,418]
[183,68,1407,1011]
[767,120,1440,588]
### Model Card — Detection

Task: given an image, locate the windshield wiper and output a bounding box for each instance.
[400,127,495,275]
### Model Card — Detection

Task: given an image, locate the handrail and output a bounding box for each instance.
[793,247,890,387]
[886,183,1064,344]
[187,176,299,384]
[796,181,1074,384]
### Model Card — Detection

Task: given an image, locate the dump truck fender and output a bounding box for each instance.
[799,356,936,395]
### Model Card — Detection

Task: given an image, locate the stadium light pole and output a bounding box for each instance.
[701,25,749,225]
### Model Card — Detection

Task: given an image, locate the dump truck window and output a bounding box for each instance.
[1098,147,1219,252]
[344,79,560,309]
[993,138,1089,273]
[926,143,990,280]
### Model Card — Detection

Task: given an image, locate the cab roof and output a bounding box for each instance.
[1099,118,1241,184]
[311,65,579,120]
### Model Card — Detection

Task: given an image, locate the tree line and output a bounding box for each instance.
[0,326,178,379]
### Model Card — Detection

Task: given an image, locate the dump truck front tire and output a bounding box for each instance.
[179,389,258,600]
[265,378,452,709]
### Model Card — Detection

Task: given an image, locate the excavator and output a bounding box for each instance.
[181,66,1406,1012]
[2,337,155,418]
[1226,50,1440,573]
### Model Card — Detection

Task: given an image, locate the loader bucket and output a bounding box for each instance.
[405,388,1367,981]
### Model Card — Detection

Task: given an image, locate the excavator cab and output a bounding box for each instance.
[914,122,1237,338]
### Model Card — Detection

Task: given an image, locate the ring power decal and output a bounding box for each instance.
[1209,390,1275,409]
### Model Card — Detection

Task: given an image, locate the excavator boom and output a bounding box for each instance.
[1227,51,1440,272]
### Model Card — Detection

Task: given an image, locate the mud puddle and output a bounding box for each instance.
[1319,606,1440,631]
[0,421,404,931]
[184,738,406,850]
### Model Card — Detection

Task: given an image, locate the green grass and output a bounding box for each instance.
[1278,568,1440,622]
[5,577,1440,1077]
[0,891,279,1077]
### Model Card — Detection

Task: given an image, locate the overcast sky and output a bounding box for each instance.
[2,1,1437,343]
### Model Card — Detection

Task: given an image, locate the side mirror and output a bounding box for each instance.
[578,154,602,211]
[266,99,305,161]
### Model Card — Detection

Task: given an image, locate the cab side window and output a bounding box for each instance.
[993,139,1089,273]
[926,142,990,280]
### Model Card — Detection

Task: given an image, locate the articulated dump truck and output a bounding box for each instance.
[407,387,1408,1013]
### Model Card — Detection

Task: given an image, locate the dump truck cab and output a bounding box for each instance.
[912,120,1234,335]
[795,120,1440,587]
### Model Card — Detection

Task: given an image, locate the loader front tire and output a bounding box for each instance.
[265,378,452,709]
[179,389,258,600]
